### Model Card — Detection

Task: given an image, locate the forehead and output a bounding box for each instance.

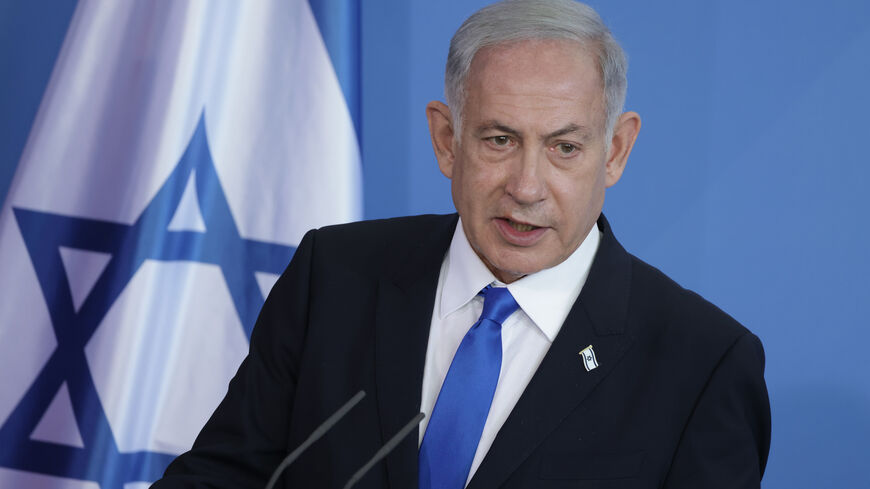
[464,39,606,129]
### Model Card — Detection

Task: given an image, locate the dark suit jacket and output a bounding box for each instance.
[154,213,770,489]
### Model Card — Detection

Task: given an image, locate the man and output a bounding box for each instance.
[155,1,770,488]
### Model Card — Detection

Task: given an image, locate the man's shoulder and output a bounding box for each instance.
[318,213,457,238]
[315,213,457,248]
[594,214,753,348]
[625,252,758,354]
[301,213,458,272]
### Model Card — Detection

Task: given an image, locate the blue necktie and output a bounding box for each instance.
[419,286,520,489]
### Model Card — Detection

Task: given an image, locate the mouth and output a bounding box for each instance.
[494,217,548,246]
[506,219,539,232]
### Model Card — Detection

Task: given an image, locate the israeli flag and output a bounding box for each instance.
[580,345,599,372]
[0,1,361,488]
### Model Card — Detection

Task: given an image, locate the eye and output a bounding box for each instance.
[553,142,577,155]
[486,135,513,147]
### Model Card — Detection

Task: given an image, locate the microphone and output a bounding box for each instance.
[264,390,366,489]
[342,412,426,489]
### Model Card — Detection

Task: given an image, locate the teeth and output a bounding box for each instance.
[509,220,535,232]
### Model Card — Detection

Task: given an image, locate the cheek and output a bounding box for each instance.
[457,157,505,200]
[449,160,486,216]
[552,168,607,220]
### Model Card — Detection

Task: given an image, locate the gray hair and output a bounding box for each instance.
[445,0,627,142]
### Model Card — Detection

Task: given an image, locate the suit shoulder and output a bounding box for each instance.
[305,214,457,270]
[317,213,455,236]
[627,254,753,348]
[315,213,456,248]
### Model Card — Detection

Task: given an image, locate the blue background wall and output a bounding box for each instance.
[2,1,868,487]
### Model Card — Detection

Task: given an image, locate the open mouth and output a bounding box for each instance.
[506,219,539,232]
[495,217,547,245]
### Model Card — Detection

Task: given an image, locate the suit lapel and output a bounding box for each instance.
[468,215,637,488]
[374,215,458,489]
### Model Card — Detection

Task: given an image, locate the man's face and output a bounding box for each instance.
[429,39,638,283]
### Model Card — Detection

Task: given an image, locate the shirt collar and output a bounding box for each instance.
[440,218,601,341]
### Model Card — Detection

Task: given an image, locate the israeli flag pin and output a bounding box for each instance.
[579,345,599,372]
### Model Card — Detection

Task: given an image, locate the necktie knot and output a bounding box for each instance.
[480,286,519,325]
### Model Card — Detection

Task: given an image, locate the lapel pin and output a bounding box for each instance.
[579,345,599,372]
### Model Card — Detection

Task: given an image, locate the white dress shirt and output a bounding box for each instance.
[418,218,601,485]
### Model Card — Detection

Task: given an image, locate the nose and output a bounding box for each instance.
[504,147,547,205]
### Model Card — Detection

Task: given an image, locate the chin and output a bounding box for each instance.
[489,254,547,282]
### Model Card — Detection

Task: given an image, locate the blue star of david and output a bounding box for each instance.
[0,115,295,488]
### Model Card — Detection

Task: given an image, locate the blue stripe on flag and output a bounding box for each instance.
[308,0,361,138]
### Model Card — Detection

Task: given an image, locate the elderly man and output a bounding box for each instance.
[155,1,770,488]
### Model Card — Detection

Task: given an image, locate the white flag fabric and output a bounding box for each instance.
[0,1,361,487]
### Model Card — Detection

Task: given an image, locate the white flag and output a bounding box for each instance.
[0,1,361,487]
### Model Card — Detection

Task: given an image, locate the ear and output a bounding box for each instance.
[604,111,641,187]
[426,101,456,178]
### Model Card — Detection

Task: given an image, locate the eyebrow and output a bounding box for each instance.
[475,121,520,138]
[545,123,591,141]
[474,120,592,142]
